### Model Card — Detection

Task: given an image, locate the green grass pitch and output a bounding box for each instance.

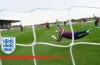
[0,22,100,65]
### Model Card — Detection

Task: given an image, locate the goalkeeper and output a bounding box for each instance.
[52,27,92,42]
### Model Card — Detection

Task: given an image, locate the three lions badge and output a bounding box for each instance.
[1,37,16,54]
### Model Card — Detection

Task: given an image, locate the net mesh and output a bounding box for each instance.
[0,6,100,65]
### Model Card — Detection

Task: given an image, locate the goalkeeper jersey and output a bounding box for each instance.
[56,29,72,42]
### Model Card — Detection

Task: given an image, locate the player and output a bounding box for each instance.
[52,27,92,42]
[55,19,60,27]
[82,18,87,23]
[93,15,99,28]
[64,21,67,26]
[45,21,50,32]
[20,24,23,32]
[81,18,87,27]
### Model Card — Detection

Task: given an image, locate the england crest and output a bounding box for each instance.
[1,37,16,54]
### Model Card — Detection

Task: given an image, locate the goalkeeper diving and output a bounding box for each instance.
[52,27,92,42]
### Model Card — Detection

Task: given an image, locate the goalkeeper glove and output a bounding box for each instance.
[51,35,57,40]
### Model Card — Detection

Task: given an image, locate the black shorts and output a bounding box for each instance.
[46,25,49,28]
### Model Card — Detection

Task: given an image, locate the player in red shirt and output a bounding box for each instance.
[45,21,50,32]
